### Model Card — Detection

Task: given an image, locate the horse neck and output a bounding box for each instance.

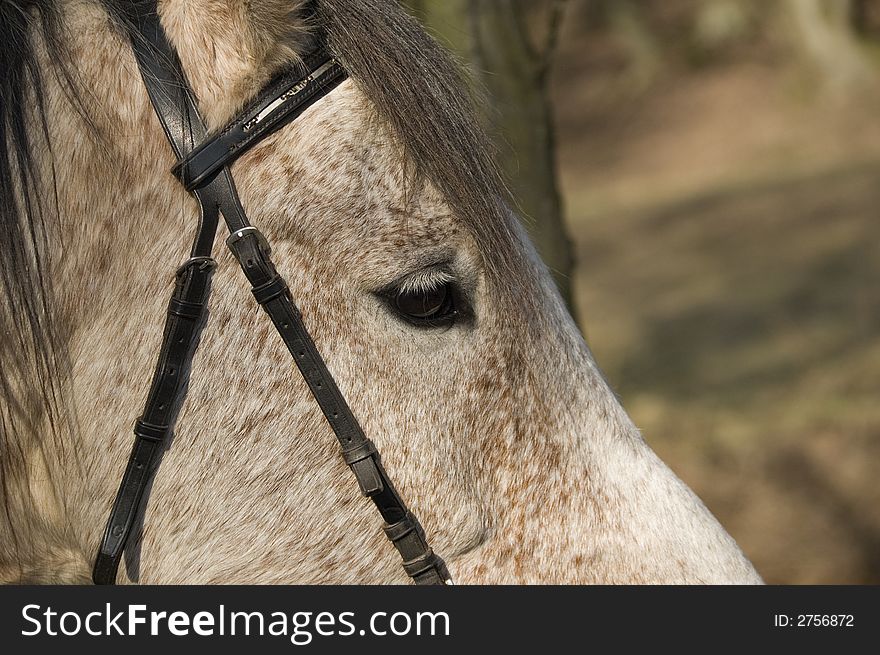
[2,3,227,580]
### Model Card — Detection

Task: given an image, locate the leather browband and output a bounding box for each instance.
[173,50,347,191]
[93,1,451,586]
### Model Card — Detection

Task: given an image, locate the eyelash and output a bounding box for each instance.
[380,272,460,328]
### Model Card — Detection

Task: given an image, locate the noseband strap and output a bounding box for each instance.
[93,1,450,586]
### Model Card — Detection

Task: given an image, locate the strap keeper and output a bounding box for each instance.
[341,439,377,465]
[341,439,382,495]
[226,226,271,256]
[349,458,383,496]
[133,418,169,443]
[252,275,289,305]
[402,550,444,578]
[168,297,204,320]
[383,511,425,543]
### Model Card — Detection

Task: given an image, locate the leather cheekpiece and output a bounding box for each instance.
[94,0,451,587]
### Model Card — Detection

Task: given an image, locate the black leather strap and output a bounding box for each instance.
[94,0,225,585]
[93,256,216,584]
[226,227,451,584]
[174,51,347,191]
[95,0,451,586]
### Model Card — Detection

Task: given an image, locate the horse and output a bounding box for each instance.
[0,0,762,584]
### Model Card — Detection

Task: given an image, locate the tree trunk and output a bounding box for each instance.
[405,0,576,315]
[785,0,872,89]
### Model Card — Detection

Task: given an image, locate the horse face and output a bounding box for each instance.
[7,0,760,583]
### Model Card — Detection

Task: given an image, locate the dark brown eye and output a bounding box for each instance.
[392,283,456,326]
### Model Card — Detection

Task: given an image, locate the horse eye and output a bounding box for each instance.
[392,283,456,326]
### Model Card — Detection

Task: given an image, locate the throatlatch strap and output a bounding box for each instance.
[94,0,451,586]
[94,1,221,585]
[93,255,216,584]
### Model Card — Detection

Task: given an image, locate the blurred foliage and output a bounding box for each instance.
[565,0,880,82]
[553,0,880,583]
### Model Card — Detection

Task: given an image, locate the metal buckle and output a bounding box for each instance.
[226,226,271,255]
[175,256,216,278]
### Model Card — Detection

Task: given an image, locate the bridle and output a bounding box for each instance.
[92,1,451,585]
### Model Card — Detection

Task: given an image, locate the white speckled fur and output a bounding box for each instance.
[1,0,762,584]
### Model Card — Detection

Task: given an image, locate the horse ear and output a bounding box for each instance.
[159,0,316,123]
[242,0,315,63]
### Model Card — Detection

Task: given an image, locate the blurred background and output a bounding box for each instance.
[405,0,880,584]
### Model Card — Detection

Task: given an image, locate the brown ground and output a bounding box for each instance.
[551,19,880,583]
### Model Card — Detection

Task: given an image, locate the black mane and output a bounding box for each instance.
[0,0,72,531]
